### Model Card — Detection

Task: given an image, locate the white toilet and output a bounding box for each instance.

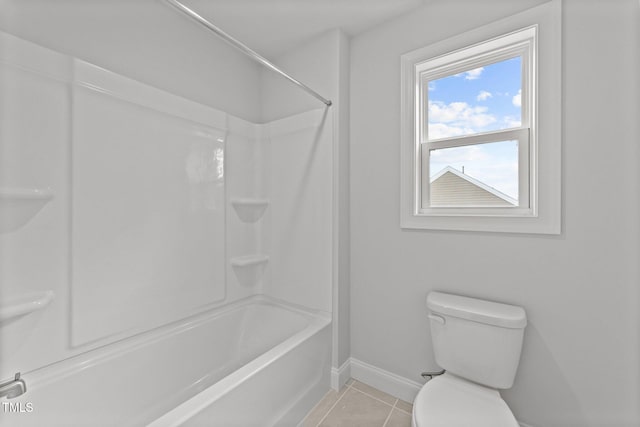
[412,291,527,427]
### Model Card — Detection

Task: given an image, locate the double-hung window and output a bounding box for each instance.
[420,28,534,215]
[400,1,561,233]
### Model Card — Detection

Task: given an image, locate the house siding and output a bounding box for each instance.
[430,171,514,207]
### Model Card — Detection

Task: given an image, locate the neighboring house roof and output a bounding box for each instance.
[429,166,517,207]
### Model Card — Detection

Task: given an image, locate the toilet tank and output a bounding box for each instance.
[427,292,527,389]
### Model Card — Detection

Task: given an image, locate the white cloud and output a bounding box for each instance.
[428,100,496,138]
[428,123,475,139]
[503,116,522,129]
[512,89,521,107]
[464,67,484,80]
[477,90,492,101]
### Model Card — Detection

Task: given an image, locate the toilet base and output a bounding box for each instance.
[412,373,519,427]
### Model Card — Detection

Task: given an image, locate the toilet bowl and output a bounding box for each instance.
[412,373,519,427]
[412,292,526,427]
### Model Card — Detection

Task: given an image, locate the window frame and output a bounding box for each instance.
[418,28,535,217]
[400,0,561,234]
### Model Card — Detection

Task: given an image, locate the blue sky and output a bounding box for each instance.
[427,56,522,199]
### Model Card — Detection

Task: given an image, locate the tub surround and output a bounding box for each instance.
[0,22,336,426]
[3,295,330,426]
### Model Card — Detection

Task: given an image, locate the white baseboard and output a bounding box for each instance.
[331,359,351,390]
[348,357,423,403]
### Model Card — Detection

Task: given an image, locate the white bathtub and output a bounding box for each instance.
[2,296,331,427]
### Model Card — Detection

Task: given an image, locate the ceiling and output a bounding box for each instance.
[180,0,429,57]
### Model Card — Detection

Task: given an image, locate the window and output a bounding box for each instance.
[420,31,533,214]
[400,1,561,233]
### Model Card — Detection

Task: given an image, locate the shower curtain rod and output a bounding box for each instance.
[164,0,333,107]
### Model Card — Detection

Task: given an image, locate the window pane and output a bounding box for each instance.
[427,57,522,140]
[428,140,518,207]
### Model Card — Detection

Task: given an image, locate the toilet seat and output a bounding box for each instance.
[412,373,519,427]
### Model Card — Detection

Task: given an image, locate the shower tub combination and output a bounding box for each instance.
[1,0,334,425]
[4,296,330,426]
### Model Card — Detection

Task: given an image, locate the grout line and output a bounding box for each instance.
[310,380,410,427]
[381,399,398,427]
[303,389,334,425]
[393,397,413,416]
[315,381,353,427]
[350,386,396,408]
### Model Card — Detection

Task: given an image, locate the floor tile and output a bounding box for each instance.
[302,388,343,427]
[384,408,412,427]
[319,388,392,427]
[351,381,397,405]
[395,399,413,414]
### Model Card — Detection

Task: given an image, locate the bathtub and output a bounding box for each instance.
[2,296,331,427]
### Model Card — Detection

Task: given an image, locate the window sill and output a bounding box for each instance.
[400,213,559,234]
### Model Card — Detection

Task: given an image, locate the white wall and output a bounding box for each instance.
[261,29,341,122]
[0,0,262,122]
[350,0,640,426]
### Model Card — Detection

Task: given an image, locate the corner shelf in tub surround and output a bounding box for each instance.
[231,198,269,223]
[0,188,54,233]
[230,254,269,268]
[0,291,55,324]
[230,255,269,287]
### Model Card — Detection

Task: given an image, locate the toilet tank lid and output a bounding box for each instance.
[427,292,527,329]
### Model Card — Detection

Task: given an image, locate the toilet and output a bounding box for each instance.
[412,291,527,427]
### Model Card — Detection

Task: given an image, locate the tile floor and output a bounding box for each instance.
[302,379,413,427]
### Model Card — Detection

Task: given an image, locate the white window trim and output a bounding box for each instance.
[400,0,561,234]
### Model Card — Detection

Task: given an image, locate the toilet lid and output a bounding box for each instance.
[413,374,519,427]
